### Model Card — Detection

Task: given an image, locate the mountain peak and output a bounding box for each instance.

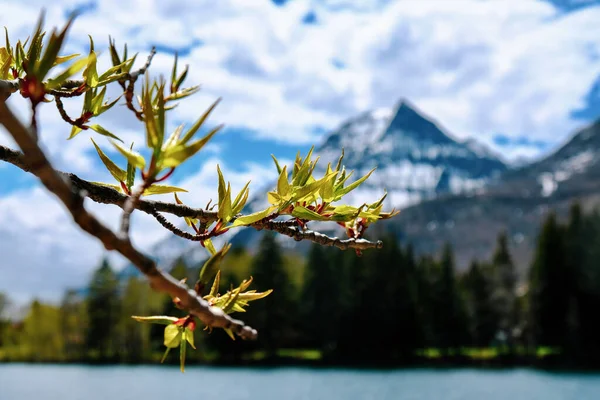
[384,99,454,145]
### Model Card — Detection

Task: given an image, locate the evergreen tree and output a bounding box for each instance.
[572,208,600,365]
[23,300,64,361]
[86,258,120,360]
[491,232,518,353]
[60,290,87,361]
[437,243,469,354]
[117,278,152,362]
[301,244,342,354]
[0,293,8,348]
[564,203,584,361]
[529,212,569,349]
[247,232,296,357]
[464,260,498,347]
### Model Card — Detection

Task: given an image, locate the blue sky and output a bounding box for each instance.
[1,0,600,303]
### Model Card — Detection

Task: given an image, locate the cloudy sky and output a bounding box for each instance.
[1,0,600,304]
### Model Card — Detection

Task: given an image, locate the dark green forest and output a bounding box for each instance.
[2,202,600,368]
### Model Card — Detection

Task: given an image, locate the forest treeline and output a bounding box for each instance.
[1,203,600,368]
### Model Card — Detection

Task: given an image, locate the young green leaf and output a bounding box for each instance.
[224,328,235,340]
[45,56,89,89]
[277,166,290,197]
[292,206,329,221]
[231,181,251,216]
[91,138,126,182]
[90,86,107,115]
[111,141,146,169]
[160,125,222,168]
[68,125,83,140]
[132,315,178,325]
[143,185,188,196]
[164,324,182,348]
[204,239,217,255]
[180,333,187,372]
[185,327,196,349]
[180,98,221,145]
[271,154,282,174]
[126,143,136,190]
[198,243,231,286]
[218,183,232,222]
[209,270,221,297]
[231,206,276,227]
[89,124,122,142]
[83,36,99,87]
[335,168,376,200]
[237,289,273,301]
[142,82,159,150]
[166,85,201,101]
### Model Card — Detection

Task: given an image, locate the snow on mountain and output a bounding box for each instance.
[316,99,507,209]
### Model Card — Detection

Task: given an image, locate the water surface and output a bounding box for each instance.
[1,364,600,399]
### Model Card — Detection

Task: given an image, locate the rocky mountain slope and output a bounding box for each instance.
[391,119,600,271]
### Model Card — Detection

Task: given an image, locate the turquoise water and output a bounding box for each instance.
[1,365,600,399]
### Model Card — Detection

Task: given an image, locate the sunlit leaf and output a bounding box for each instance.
[334,168,375,200]
[198,243,231,286]
[143,185,188,196]
[292,206,328,221]
[277,165,290,197]
[111,140,146,169]
[238,289,273,301]
[83,36,99,87]
[91,138,126,182]
[180,98,221,145]
[209,270,221,297]
[218,183,232,222]
[231,206,276,227]
[271,154,282,174]
[45,56,89,89]
[164,324,182,348]
[202,240,217,257]
[132,315,178,325]
[160,125,222,168]
[185,327,195,349]
[126,142,136,190]
[224,328,235,340]
[180,333,187,372]
[89,124,122,142]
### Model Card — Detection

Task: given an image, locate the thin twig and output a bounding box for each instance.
[130,47,156,81]
[151,210,209,241]
[54,96,78,125]
[0,101,258,340]
[119,178,154,237]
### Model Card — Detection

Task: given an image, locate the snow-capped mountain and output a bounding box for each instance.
[316,99,507,208]
[389,118,600,270]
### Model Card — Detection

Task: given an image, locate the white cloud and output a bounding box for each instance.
[3,0,600,153]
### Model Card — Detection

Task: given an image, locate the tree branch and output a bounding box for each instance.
[256,220,384,251]
[0,144,385,251]
[0,101,258,340]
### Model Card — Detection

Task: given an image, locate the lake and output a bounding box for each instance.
[1,365,600,399]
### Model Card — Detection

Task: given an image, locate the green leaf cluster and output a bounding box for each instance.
[133,241,272,370]
[90,138,186,196]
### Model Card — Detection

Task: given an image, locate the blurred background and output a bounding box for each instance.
[2,0,600,399]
